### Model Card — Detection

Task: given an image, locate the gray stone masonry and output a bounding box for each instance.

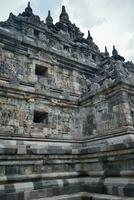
[0,2,134,200]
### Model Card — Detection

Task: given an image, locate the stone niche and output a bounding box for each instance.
[33,110,48,124]
[35,64,48,77]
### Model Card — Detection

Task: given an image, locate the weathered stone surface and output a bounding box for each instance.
[0,2,134,200]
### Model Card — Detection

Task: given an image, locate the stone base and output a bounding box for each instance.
[0,132,134,199]
[33,192,134,200]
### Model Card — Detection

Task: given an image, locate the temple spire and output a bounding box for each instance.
[87,30,93,41]
[27,1,31,8]
[46,10,53,26]
[112,45,118,57]
[62,5,66,13]
[59,5,69,23]
[112,45,125,61]
[105,46,109,57]
[21,1,33,17]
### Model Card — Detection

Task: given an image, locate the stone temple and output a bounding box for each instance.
[0,2,134,200]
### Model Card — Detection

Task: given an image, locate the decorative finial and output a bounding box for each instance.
[112,45,118,57]
[21,1,33,17]
[28,1,30,8]
[59,5,69,23]
[87,30,93,41]
[105,46,109,57]
[112,45,125,61]
[46,10,53,26]
[62,5,66,13]
[48,10,51,16]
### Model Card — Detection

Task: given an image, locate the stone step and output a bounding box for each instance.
[32,192,134,200]
[0,172,80,183]
[0,177,134,198]
[1,171,134,183]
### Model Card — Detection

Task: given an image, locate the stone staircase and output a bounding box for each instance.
[0,134,134,199]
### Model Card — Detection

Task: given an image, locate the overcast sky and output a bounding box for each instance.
[0,0,134,61]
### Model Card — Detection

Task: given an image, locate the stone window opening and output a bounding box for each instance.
[34,29,39,38]
[63,45,70,52]
[35,64,48,77]
[92,54,96,61]
[33,110,48,124]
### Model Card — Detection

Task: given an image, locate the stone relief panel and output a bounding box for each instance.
[28,48,91,95]
[82,106,95,136]
[82,92,132,136]
[0,49,31,83]
[0,96,33,135]
[0,48,90,96]
[0,95,81,138]
[50,65,90,94]
[33,99,82,138]
[56,67,73,90]
[30,59,75,93]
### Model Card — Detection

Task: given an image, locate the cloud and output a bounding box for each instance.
[0,0,27,21]
[125,33,134,50]
[119,32,134,61]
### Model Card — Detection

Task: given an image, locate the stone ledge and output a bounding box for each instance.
[0,170,134,184]
[32,192,134,200]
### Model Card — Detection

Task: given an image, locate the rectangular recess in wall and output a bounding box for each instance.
[33,110,48,124]
[35,64,48,77]
[34,29,39,38]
